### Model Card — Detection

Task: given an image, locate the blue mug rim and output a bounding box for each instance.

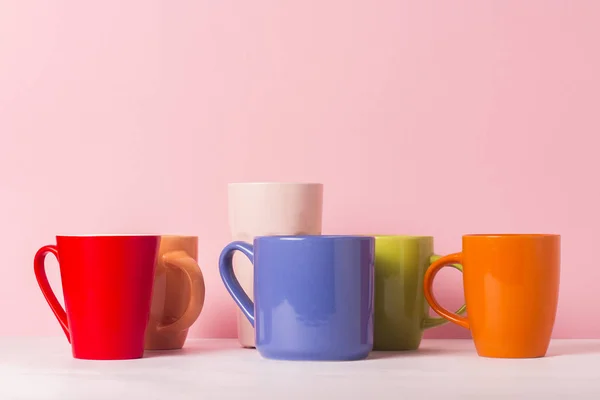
[254,234,374,242]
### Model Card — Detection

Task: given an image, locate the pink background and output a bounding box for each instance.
[1,1,599,339]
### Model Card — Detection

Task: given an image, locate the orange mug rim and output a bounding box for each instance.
[463,233,559,238]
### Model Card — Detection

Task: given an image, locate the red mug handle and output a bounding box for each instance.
[34,245,70,342]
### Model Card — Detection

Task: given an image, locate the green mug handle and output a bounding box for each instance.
[422,254,467,329]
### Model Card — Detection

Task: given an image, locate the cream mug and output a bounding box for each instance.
[228,182,323,347]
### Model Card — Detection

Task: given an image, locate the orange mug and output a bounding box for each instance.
[424,234,560,358]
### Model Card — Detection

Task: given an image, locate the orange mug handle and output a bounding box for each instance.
[423,252,470,330]
[34,245,71,342]
[157,250,206,333]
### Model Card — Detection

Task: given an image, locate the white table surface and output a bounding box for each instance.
[1,338,599,399]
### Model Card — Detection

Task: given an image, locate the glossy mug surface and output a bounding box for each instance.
[424,234,560,358]
[228,182,323,348]
[373,235,465,350]
[34,235,160,360]
[219,235,374,361]
[145,235,205,350]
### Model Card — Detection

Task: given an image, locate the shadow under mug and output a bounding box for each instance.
[219,235,375,361]
[424,234,560,358]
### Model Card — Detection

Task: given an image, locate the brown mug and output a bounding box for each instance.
[144,235,206,350]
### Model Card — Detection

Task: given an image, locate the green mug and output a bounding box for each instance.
[373,235,466,351]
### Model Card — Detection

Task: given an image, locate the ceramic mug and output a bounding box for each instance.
[424,234,560,358]
[227,182,323,348]
[219,235,374,361]
[144,235,205,350]
[34,235,159,360]
[373,235,466,350]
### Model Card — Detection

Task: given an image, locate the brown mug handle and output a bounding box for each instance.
[157,251,205,333]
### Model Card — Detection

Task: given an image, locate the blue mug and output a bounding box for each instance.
[219,235,375,361]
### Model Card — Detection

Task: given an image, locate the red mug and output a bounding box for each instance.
[34,235,160,360]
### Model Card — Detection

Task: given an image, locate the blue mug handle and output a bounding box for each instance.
[219,241,255,327]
